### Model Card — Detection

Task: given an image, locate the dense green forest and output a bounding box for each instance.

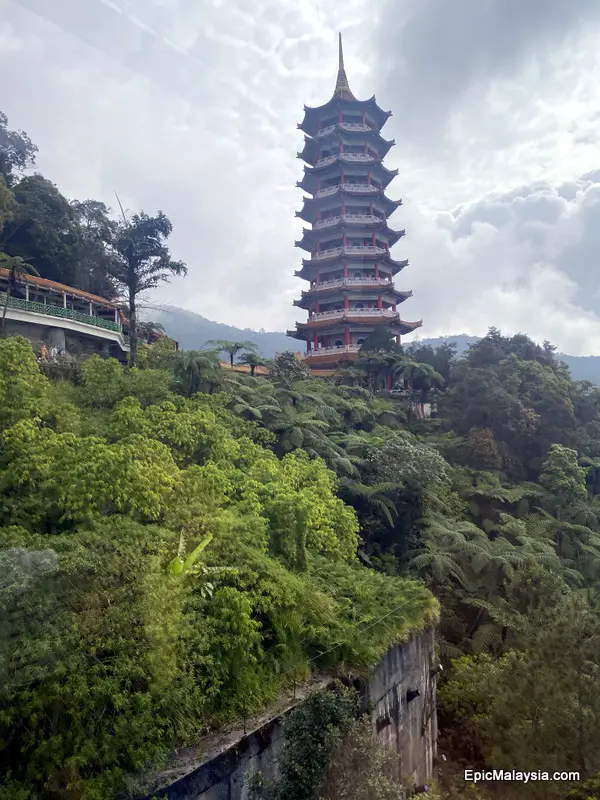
[4,110,600,800]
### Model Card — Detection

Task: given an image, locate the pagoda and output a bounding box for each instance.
[287,34,422,370]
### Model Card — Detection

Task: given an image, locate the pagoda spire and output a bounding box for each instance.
[333,32,355,100]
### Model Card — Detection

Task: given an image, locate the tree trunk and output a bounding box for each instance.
[1,284,11,333]
[128,287,137,367]
[250,365,256,377]
[230,353,234,368]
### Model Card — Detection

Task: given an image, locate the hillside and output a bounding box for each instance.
[151,307,600,384]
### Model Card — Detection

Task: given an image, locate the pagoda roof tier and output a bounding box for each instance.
[298,245,408,269]
[296,187,402,223]
[287,310,422,337]
[295,256,408,282]
[295,218,405,251]
[298,129,395,166]
[293,283,413,310]
[297,160,398,194]
[298,34,391,136]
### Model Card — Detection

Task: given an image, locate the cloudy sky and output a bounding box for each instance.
[3,0,600,354]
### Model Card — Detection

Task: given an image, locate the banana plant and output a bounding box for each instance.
[168,531,214,576]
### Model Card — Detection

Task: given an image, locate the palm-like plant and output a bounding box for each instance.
[238,351,268,377]
[0,253,40,332]
[207,339,259,369]
[136,319,166,343]
[173,349,222,396]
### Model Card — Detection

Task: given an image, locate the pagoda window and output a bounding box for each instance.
[353,271,362,278]
[356,338,365,346]
[355,302,365,309]
[335,339,344,348]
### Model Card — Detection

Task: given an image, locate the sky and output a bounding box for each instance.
[3,0,600,354]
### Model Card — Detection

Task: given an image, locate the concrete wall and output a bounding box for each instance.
[139,628,436,800]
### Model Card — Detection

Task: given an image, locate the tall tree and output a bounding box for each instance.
[0,175,80,285]
[0,111,38,186]
[111,210,187,366]
[70,199,119,297]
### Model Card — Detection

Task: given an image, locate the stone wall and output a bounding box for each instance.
[138,628,436,800]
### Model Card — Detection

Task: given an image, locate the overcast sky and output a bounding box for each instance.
[3,0,600,354]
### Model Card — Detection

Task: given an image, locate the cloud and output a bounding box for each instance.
[406,173,600,356]
[2,0,600,355]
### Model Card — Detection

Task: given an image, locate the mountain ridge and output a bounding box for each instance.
[149,306,600,384]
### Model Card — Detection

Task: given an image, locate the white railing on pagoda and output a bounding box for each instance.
[315,153,376,168]
[313,245,387,260]
[315,183,379,198]
[309,276,393,291]
[303,344,361,357]
[314,214,382,229]
[316,122,373,138]
[310,308,398,321]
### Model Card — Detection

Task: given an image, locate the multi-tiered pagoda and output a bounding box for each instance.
[287,34,422,369]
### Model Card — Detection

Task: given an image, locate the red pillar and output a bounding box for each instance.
[396,334,401,346]
[313,333,318,348]
[315,301,320,312]
[362,112,366,124]
[372,234,376,246]
[367,173,371,185]
[343,233,347,246]
[344,295,349,310]
[342,199,346,214]
[377,296,382,309]
[344,327,350,345]
[386,374,393,390]
[307,340,311,352]
[370,200,373,215]
[392,303,397,312]
[343,263,348,277]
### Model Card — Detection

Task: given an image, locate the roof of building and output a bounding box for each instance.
[0,268,120,309]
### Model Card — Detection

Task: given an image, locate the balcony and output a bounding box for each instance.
[316,122,373,138]
[0,292,130,351]
[314,214,382,229]
[309,276,394,291]
[313,245,388,261]
[310,308,398,322]
[1,293,122,332]
[315,152,376,168]
[302,344,361,358]
[315,183,379,198]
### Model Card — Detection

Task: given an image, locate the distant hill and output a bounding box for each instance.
[148,307,600,385]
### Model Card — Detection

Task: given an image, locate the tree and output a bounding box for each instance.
[0,175,81,285]
[110,209,187,366]
[0,174,16,229]
[0,253,40,332]
[207,339,258,368]
[239,351,267,377]
[70,199,120,297]
[0,111,38,185]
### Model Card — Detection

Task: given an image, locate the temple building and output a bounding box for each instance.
[287,34,422,369]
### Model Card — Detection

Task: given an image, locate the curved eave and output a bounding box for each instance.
[297,164,398,194]
[293,313,404,331]
[395,319,423,336]
[298,97,391,136]
[293,287,411,311]
[294,257,409,281]
[295,225,406,251]
[301,252,408,268]
[295,194,403,224]
[297,134,395,166]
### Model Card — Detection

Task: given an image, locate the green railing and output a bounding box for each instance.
[0,293,124,334]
